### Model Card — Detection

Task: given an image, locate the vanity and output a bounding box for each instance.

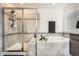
[70,33,79,56]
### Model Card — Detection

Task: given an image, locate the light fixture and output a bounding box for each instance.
[20,3,23,5]
[52,3,55,6]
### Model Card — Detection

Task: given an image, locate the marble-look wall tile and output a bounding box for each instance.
[4,34,17,51]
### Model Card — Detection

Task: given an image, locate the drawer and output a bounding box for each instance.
[70,39,79,49]
[70,34,79,40]
[70,48,79,56]
[70,39,79,56]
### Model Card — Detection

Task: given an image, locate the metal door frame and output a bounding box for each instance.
[2,7,38,56]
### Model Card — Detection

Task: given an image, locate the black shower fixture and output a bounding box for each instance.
[11,9,15,14]
[11,21,16,28]
[9,9,16,28]
[76,21,79,28]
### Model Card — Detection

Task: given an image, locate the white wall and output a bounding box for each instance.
[0,8,2,55]
[64,6,79,33]
[37,8,64,33]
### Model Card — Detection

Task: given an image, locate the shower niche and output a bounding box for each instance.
[3,8,38,55]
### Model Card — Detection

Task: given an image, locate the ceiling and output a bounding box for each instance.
[0,3,79,9]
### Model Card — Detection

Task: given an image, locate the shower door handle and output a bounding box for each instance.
[34,34,36,38]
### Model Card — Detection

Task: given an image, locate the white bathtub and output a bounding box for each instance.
[47,36,69,43]
[28,36,70,56]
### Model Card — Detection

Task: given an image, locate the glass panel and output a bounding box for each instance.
[15,10,22,18]
[4,14,17,34]
[4,9,22,19]
[17,20,22,33]
[16,9,22,33]
[4,8,37,55]
[4,9,22,34]
[24,9,36,19]
[23,20,36,33]
[17,34,36,52]
[27,34,36,56]
[4,34,17,51]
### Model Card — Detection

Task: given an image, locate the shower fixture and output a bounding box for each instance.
[9,9,16,28]
[9,18,16,28]
[11,19,16,28]
[11,9,16,15]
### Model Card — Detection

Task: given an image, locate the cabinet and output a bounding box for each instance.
[70,34,79,56]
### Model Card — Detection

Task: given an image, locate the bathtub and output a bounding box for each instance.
[28,36,70,56]
[47,36,69,43]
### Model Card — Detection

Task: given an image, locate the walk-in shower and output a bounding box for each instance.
[2,8,39,55]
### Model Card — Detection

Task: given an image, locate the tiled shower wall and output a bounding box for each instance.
[4,34,35,51]
[4,11,18,51]
[4,34,17,51]
[4,23,36,52]
[4,9,37,51]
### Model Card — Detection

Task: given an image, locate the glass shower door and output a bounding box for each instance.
[4,9,23,52]
[3,8,38,56]
[23,9,37,56]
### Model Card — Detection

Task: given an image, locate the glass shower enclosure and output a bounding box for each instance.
[2,8,38,56]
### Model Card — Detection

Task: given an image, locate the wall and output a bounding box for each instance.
[0,8,2,55]
[37,8,64,33]
[64,6,79,33]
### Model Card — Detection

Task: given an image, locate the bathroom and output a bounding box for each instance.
[0,3,79,56]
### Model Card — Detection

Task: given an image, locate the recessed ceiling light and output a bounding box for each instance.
[20,3,23,5]
[52,3,55,6]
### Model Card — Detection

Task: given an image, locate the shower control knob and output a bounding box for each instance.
[34,34,36,38]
